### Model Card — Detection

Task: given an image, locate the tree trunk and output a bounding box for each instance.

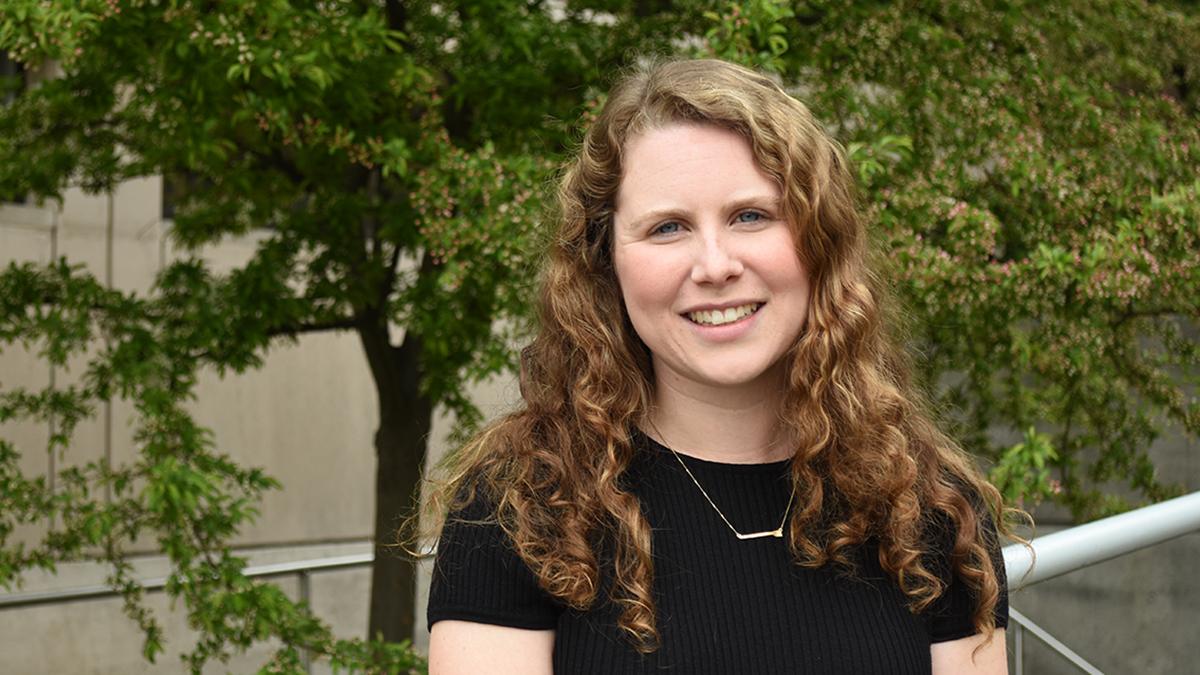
[359,317,432,645]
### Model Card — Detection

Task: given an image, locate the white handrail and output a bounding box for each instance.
[1003,490,1200,588]
[0,552,376,609]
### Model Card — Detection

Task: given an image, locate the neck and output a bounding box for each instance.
[643,366,792,464]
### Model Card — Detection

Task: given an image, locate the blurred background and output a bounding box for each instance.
[1,1,1197,673]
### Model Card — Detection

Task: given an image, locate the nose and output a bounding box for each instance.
[689,229,743,284]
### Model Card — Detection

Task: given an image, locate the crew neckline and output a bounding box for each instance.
[633,426,792,474]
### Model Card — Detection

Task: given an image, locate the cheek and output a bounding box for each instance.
[615,251,675,313]
[622,280,670,330]
[760,239,810,290]
[763,249,812,326]
[614,257,680,351]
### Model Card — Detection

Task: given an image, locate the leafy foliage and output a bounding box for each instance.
[788,1,1199,518]
[1,0,1197,672]
[703,0,1200,517]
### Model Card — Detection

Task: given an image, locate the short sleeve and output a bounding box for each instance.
[925,508,1010,643]
[426,491,562,631]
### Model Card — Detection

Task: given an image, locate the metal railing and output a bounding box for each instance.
[0,551,379,675]
[1001,490,1200,674]
[0,552,376,610]
[3,492,1199,673]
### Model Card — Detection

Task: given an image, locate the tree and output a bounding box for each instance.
[765,0,1200,518]
[1,0,1197,672]
[0,1,705,670]
[714,0,1198,516]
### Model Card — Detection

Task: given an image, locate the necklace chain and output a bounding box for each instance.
[646,420,795,541]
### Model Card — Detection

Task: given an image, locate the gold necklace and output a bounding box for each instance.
[646,421,795,541]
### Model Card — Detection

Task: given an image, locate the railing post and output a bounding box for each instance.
[1008,608,1105,675]
[1014,621,1023,675]
[299,570,312,675]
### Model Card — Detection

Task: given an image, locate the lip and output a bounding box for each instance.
[678,299,765,314]
[681,303,764,342]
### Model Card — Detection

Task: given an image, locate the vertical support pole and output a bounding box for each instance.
[299,570,312,675]
[1014,621,1024,675]
[47,201,60,528]
[159,219,168,271]
[103,189,114,503]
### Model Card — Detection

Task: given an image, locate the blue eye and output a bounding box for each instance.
[652,221,682,236]
[736,210,765,223]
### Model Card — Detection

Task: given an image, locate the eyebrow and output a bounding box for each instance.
[622,194,782,230]
[623,207,687,231]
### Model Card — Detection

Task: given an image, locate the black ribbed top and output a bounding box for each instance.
[428,428,1008,674]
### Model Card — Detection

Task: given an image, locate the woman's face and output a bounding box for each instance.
[611,122,811,395]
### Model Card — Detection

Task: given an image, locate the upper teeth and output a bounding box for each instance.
[687,303,761,326]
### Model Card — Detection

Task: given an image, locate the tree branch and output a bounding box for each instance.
[377,243,402,312]
[243,146,307,186]
[384,0,407,34]
[1112,306,1193,328]
[266,316,359,339]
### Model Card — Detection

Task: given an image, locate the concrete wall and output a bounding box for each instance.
[0,184,382,552]
[1008,531,1200,674]
[0,184,386,672]
[0,182,523,671]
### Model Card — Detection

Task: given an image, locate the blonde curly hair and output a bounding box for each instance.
[423,57,1015,652]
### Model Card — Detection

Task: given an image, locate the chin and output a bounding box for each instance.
[693,367,778,388]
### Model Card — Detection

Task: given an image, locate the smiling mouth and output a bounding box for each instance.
[684,303,764,326]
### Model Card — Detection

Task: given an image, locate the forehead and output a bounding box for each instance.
[614,123,779,218]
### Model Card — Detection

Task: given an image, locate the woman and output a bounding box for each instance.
[425,58,1013,674]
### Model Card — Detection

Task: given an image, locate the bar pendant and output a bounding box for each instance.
[736,527,784,540]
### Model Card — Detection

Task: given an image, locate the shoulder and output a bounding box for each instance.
[428,483,563,631]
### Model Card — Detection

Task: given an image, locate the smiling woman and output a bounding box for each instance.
[424,58,1013,675]
[612,123,810,405]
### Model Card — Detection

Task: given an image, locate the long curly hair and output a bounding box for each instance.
[423,58,1017,652]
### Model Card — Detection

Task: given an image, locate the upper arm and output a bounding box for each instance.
[429,620,554,675]
[426,490,562,671]
[925,499,1010,642]
[931,628,1007,675]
